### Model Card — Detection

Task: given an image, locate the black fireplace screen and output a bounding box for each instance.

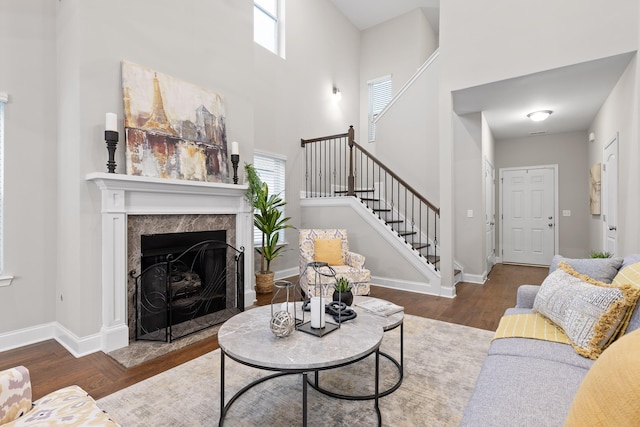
[131,230,244,342]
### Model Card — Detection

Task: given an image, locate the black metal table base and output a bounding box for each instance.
[308,321,404,400]
[219,349,382,427]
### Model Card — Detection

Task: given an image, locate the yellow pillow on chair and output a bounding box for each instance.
[313,238,344,266]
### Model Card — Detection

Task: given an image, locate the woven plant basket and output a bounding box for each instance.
[255,271,275,294]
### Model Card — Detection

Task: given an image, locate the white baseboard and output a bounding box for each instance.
[0,322,103,357]
[462,272,487,284]
[371,276,455,299]
[275,267,299,280]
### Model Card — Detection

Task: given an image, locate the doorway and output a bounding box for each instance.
[602,134,618,255]
[500,165,558,266]
[485,159,496,273]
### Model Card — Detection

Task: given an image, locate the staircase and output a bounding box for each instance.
[301,127,457,278]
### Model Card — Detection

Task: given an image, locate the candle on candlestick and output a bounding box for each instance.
[105,113,117,131]
[231,141,239,155]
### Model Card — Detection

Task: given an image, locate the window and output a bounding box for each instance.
[254,0,285,57]
[253,151,287,245]
[367,75,392,142]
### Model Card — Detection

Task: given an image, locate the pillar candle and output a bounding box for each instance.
[105,113,117,131]
[231,141,239,155]
[310,296,325,329]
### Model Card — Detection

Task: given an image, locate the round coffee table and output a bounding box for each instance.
[217,303,385,426]
[308,295,404,400]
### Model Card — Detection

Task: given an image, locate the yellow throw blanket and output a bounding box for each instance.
[493,313,572,345]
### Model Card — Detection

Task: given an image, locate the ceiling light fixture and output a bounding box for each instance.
[527,110,553,122]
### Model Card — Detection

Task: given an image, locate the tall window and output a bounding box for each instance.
[254,0,285,57]
[253,151,287,245]
[367,75,392,142]
[0,94,5,275]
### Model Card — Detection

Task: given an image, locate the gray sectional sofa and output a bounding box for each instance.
[460,255,640,427]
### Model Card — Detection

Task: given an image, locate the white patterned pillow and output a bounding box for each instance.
[534,261,640,359]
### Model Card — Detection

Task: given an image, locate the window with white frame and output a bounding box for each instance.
[253,151,287,246]
[367,75,392,142]
[254,0,285,57]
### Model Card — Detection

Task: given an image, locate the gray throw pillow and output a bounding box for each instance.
[548,255,623,283]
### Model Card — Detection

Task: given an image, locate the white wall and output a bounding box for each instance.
[0,0,58,333]
[454,113,484,277]
[0,0,361,349]
[495,131,590,259]
[439,0,638,284]
[588,56,639,256]
[359,8,437,152]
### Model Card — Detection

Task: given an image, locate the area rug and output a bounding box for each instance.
[98,315,493,426]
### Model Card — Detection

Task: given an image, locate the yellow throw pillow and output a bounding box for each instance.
[313,238,344,266]
[564,328,640,426]
[612,261,640,288]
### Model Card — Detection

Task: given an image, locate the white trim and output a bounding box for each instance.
[373,48,440,124]
[0,276,13,287]
[300,196,455,297]
[253,148,287,161]
[462,272,486,284]
[0,322,102,357]
[499,164,559,265]
[0,93,7,103]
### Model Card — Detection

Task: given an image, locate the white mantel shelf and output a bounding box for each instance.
[86,172,254,353]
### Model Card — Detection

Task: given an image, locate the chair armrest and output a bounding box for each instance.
[0,366,32,424]
[516,285,541,309]
[345,251,366,269]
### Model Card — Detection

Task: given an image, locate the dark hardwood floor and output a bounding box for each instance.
[0,263,548,401]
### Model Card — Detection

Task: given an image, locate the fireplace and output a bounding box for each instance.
[133,229,244,342]
[87,172,254,353]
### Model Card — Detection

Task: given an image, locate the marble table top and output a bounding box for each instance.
[218,298,400,371]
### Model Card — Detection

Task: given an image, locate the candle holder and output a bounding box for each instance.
[231,154,240,184]
[105,130,119,173]
[297,262,340,337]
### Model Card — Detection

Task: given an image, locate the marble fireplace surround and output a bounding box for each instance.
[86,172,254,353]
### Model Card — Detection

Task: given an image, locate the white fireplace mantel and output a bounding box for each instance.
[86,172,254,352]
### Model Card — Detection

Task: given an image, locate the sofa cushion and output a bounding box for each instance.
[548,255,623,283]
[534,262,640,359]
[612,261,640,334]
[0,366,31,425]
[313,238,344,266]
[564,328,640,426]
[460,353,588,427]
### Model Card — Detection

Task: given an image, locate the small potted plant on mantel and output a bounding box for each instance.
[333,277,354,306]
[245,163,294,294]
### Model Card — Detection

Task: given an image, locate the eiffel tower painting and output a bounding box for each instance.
[121,61,229,182]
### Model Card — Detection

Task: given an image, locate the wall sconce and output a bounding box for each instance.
[333,87,342,101]
[527,110,553,122]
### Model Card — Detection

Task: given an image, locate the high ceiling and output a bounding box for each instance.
[329,1,634,140]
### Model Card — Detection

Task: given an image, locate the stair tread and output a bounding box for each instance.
[373,208,391,212]
[412,243,430,250]
[385,220,403,224]
[398,231,417,236]
[335,189,374,194]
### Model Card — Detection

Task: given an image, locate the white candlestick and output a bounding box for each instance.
[231,141,239,155]
[105,113,117,131]
[310,296,325,329]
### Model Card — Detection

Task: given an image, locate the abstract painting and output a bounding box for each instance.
[122,61,229,182]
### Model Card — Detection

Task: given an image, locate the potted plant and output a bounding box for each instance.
[245,163,294,294]
[333,277,354,306]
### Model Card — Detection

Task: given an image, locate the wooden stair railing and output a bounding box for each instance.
[301,126,440,271]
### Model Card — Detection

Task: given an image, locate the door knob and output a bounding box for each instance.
[609,226,617,231]
[548,216,553,220]
[548,223,553,228]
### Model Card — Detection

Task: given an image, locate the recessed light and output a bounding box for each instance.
[527,110,553,122]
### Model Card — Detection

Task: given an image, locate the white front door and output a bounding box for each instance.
[485,159,496,272]
[603,134,618,255]
[501,166,556,265]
